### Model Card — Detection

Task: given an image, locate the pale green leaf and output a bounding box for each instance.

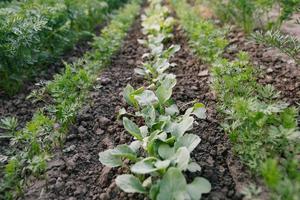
[187,177,211,199]
[99,149,122,167]
[123,117,143,140]
[157,168,187,200]
[135,90,158,107]
[131,158,157,174]
[116,174,147,194]
[175,134,201,152]
[187,162,202,173]
[158,143,175,159]
[193,103,206,119]
[174,147,190,170]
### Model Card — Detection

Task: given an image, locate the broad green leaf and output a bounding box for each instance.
[155,159,171,169]
[140,126,149,138]
[99,149,122,167]
[165,104,179,116]
[131,158,157,174]
[156,74,177,105]
[156,85,172,105]
[123,117,143,140]
[187,177,211,199]
[111,144,137,161]
[193,103,206,119]
[150,182,160,200]
[175,134,201,152]
[187,162,202,173]
[117,108,127,120]
[174,147,190,170]
[173,116,194,137]
[157,168,187,200]
[129,141,142,152]
[116,174,147,194]
[135,90,158,107]
[157,132,167,141]
[154,59,170,74]
[161,74,176,89]
[158,143,175,159]
[141,105,156,127]
[163,44,181,58]
[123,84,136,107]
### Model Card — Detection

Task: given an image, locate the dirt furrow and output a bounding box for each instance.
[169,26,243,200]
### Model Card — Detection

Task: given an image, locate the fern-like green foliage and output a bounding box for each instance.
[252,30,300,64]
[0,0,127,95]
[0,1,141,198]
[207,0,300,33]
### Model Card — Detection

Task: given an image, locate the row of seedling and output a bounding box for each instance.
[99,0,211,199]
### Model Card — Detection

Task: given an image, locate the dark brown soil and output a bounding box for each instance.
[21,6,246,200]
[224,28,300,106]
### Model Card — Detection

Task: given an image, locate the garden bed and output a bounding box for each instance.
[23,4,251,200]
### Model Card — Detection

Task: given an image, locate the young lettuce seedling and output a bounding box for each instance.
[99,0,211,199]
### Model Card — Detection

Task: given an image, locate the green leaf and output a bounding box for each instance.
[192,103,206,119]
[139,126,149,138]
[116,174,147,194]
[165,104,179,116]
[173,116,194,137]
[158,143,175,159]
[175,134,201,152]
[187,162,202,173]
[155,159,171,169]
[154,59,170,74]
[187,177,211,199]
[117,108,127,120]
[135,90,159,107]
[156,74,177,105]
[156,85,172,105]
[129,141,142,152]
[123,84,136,107]
[141,105,156,127]
[150,182,160,200]
[123,117,143,140]
[111,144,137,161]
[157,168,187,200]
[99,149,122,167]
[131,158,158,174]
[174,147,190,170]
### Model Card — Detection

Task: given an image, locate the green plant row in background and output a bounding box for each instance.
[192,0,300,66]
[170,0,300,199]
[0,1,142,199]
[99,0,211,199]
[0,0,128,95]
[197,0,300,33]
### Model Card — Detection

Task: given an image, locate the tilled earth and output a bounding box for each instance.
[22,7,247,200]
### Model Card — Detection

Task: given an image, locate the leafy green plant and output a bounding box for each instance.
[0,117,18,137]
[170,0,228,63]
[99,1,211,199]
[0,0,126,95]
[0,1,142,198]
[205,0,300,33]
[252,30,300,64]
[171,0,300,199]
